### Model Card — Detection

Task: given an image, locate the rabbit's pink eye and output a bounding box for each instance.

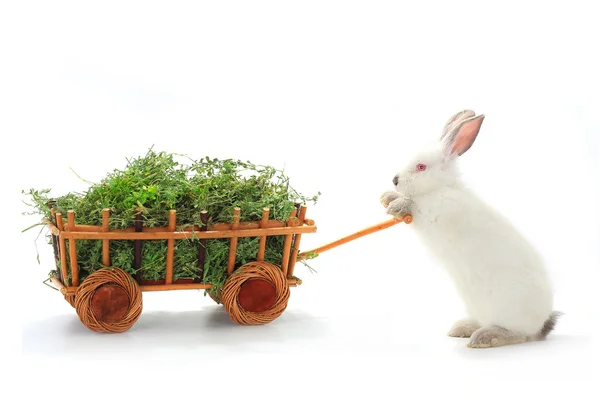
[416,163,427,171]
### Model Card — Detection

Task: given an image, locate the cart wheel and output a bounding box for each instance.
[74,267,142,333]
[221,261,290,325]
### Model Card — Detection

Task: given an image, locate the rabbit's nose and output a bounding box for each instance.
[393,175,399,186]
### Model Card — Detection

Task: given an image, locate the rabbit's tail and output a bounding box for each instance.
[528,311,563,342]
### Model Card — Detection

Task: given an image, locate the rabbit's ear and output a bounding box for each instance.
[441,109,476,141]
[443,114,485,156]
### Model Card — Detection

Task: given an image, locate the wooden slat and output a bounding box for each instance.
[62,278,300,295]
[298,205,307,225]
[64,283,212,294]
[67,211,79,286]
[141,283,213,292]
[227,207,241,275]
[287,205,307,277]
[56,213,68,285]
[70,219,287,233]
[280,234,294,276]
[197,210,208,282]
[49,207,59,261]
[67,225,102,232]
[280,209,297,277]
[62,224,317,240]
[210,220,286,230]
[257,208,270,261]
[67,211,76,231]
[165,210,176,284]
[288,207,299,227]
[102,208,110,267]
[231,208,240,230]
[134,210,143,282]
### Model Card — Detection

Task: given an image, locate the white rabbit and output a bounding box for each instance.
[381,109,560,348]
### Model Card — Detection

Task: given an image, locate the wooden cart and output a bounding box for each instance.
[45,204,412,333]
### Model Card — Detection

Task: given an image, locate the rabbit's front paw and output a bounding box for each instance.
[380,190,400,207]
[386,197,414,219]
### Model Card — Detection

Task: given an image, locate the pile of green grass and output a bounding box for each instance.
[23,148,320,298]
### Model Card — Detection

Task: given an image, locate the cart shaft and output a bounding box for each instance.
[297,215,411,260]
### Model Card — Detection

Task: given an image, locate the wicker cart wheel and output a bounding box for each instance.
[221,261,290,325]
[74,267,142,333]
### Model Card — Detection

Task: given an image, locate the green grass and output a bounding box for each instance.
[22,147,320,297]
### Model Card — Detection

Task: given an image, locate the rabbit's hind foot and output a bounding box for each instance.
[467,326,527,348]
[447,318,481,338]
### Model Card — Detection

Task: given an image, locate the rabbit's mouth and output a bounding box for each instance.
[393,179,416,198]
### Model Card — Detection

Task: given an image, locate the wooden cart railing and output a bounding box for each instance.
[47,204,317,298]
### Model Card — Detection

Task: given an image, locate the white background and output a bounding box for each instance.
[4,1,599,399]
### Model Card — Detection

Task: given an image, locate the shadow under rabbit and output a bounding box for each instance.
[450,332,594,359]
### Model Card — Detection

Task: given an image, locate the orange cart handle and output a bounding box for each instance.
[297,214,412,260]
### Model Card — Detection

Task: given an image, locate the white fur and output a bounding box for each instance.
[384,111,555,338]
